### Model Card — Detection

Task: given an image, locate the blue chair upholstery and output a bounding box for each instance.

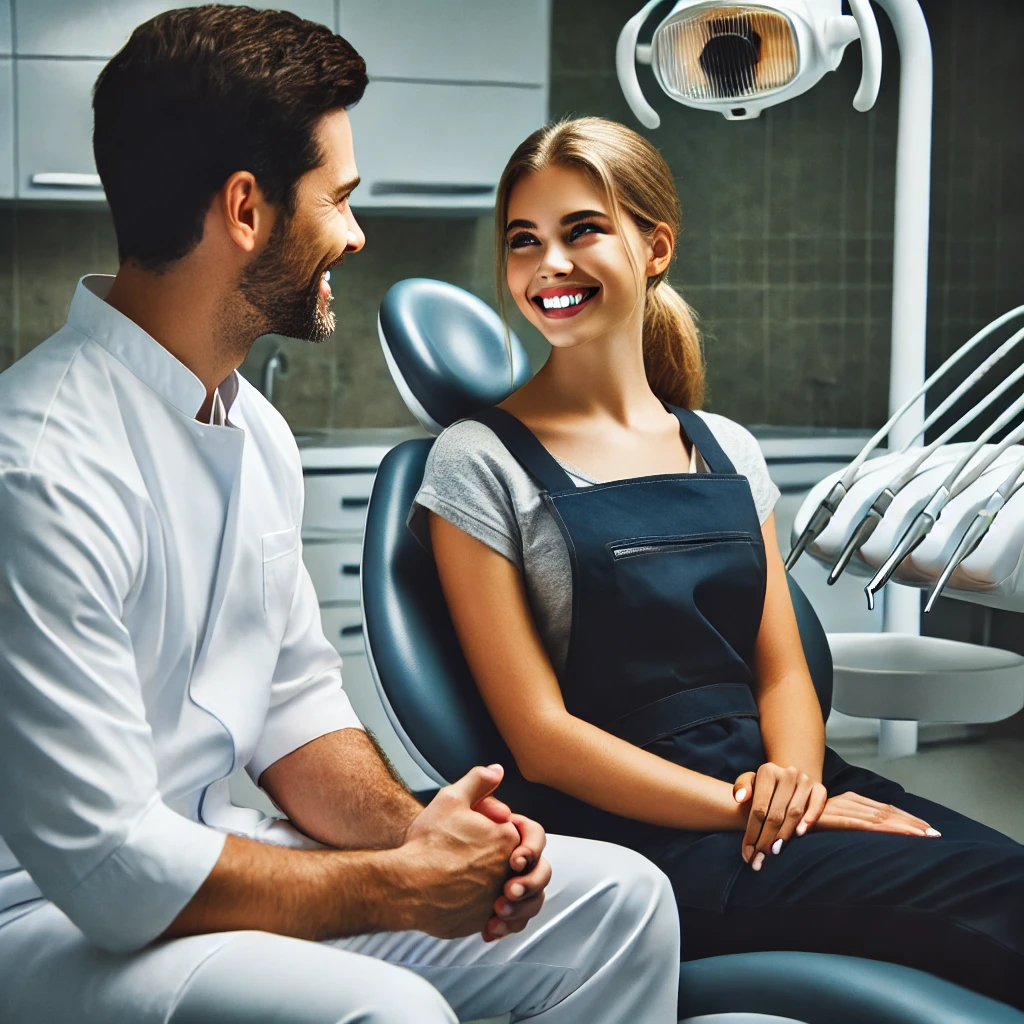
[362,278,1024,1024]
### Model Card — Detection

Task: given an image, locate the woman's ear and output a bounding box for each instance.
[647,223,674,278]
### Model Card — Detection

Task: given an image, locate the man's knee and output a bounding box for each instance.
[348,968,456,1024]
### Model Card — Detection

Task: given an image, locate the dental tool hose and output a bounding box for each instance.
[826,324,1024,583]
[786,304,1024,570]
[924,451,1024,612]
[864,395,1024,608]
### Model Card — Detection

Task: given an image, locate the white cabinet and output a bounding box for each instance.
[350,80,547,211]
[12,0,335,58]
[0,59,13,197]
[338,0,548,85]
[15,59,105,200]
[0,1,11,55]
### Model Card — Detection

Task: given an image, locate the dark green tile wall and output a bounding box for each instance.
[1,0,1021,433]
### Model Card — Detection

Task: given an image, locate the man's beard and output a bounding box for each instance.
[238,216,336,343]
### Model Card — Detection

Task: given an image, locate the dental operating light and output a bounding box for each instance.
[617,0,882,125]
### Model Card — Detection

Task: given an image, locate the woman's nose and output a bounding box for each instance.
[538,241,574,278]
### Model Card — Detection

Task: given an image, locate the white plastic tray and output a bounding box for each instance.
[828,633,1024,723]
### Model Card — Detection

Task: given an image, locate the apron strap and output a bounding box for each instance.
[668,407,737,475]
[470,407,576,494]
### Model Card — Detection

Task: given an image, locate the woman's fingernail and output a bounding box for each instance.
[796,822,807,836]
[771,838,784,855]
[509,883,525,898]
[752,852,765,871]
[925,828,941,837]
[735,788,747,802]
[743,845,754,863]
[492,922,508,937]
[498,902,514,918]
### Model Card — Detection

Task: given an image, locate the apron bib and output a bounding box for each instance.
[471,406,768,850]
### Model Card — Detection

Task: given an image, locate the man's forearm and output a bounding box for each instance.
[259,728,424,849]
[164,832,414,942]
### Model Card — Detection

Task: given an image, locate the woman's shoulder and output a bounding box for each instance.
[692,410,780,524]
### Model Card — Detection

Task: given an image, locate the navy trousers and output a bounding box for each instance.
[654,751,1024,1009]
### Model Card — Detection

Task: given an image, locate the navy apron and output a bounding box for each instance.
[471,405,768,851]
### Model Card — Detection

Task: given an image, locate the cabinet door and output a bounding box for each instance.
[338,0,548,85]
[0,59,12,197]
[349,80,547,211]
[14,1,335,58]
[15,59,106,201]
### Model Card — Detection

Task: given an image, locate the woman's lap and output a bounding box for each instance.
[653,757,1024,1008]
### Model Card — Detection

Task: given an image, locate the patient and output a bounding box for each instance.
[410,116,1024,1008]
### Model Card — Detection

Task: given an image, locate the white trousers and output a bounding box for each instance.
[0,835,679,1024]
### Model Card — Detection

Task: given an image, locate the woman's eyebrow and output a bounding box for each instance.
[505,209,609,233]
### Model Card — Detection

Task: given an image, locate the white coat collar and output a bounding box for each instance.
[67,275,239,421]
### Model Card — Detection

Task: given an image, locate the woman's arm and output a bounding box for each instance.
[430,512,749,833]
[751,512,826,782]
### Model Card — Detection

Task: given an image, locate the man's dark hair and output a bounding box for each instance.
[93,4,367,270]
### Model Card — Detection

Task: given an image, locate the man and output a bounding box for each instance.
[0,7,679,1023]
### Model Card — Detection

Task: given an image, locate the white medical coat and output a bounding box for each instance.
[0,276,363,953]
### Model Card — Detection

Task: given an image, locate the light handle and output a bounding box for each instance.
[616,0,664,129]
[848,0,882,111]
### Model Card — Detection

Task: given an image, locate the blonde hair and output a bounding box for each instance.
[494,116,705,409]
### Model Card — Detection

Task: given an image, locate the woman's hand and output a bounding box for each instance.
[733,763,827,870]
[815,791,941,837]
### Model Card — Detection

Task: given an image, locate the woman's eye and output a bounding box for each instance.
[568,222,603,242]
[508,232,538,250]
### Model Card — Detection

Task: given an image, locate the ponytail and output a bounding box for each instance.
[642,279,705,409]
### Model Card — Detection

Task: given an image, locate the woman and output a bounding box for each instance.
[409,117,1023,1007]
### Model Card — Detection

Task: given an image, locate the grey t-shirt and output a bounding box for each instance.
[409,410,780,679]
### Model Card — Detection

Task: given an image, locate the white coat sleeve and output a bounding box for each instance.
[0,469,226,954]
[246,533,365,784]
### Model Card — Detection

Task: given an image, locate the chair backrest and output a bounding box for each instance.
[363,276,832,790]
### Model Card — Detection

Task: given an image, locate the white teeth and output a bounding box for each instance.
[541,291,587,310]
[324,270,331,283]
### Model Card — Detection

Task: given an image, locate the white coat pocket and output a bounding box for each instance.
[261,526,299,617]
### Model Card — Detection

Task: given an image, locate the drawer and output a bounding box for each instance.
[319,603,365,657]
[302,471,376,534]
[303,540,361,604]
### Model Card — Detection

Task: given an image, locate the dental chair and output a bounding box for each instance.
[361,278,1024,1024]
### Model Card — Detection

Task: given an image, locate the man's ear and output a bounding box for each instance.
[219,171,273,254]
[647,223,674,278]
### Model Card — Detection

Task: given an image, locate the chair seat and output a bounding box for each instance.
[678,952,1024,1023]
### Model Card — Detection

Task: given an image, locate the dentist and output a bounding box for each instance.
[0,7,679,1023]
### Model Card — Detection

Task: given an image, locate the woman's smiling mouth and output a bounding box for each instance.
[533,285,600,319]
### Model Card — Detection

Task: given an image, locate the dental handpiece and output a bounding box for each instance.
[785,305,1024,570]
[827,325,1024,583]
[864,392,1024,607]
[923,450,1024,613]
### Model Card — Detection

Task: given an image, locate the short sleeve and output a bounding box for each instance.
[697,412,780,525]
[408,419,524,569]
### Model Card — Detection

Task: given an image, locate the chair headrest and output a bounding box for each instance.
[378,278,532,435]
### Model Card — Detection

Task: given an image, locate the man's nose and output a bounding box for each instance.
[346,210,366,253]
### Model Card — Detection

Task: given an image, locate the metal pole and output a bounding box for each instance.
[874,0,933,758]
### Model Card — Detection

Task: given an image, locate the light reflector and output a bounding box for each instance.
[653,4,799,102]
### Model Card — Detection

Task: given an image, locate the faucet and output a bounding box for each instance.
[262,347,288,405]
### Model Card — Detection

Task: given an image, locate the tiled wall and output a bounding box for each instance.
[1,0,1022,434]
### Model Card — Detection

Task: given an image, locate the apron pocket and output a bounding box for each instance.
[609,531,755,560]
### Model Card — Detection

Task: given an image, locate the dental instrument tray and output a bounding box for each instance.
[793,443,1024,612]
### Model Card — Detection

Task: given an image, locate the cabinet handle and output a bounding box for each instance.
[369,182,495,198]
[31,172,104,189]
[340,624,363,638]
[341,497,369,509]
[341,565,360,576]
